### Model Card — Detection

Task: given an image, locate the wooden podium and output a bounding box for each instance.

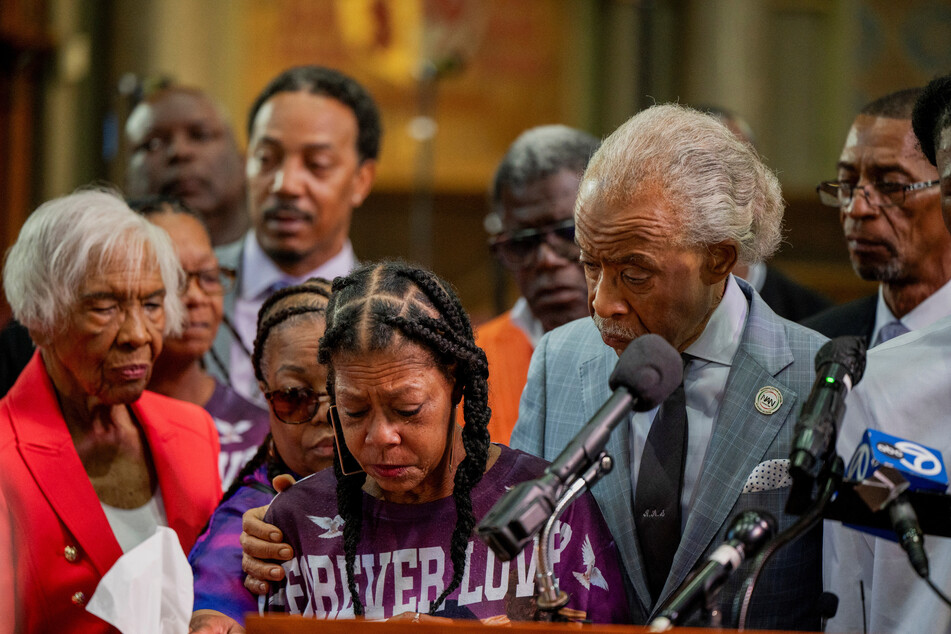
[246,615,797,633]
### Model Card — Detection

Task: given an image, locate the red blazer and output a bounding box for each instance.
[0,353,221,633]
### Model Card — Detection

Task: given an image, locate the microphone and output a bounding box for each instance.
[845,429,948,578]
[648,510,777,631]
[477,334,683,560]
[786,336,867,514]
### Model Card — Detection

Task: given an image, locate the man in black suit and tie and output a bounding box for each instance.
[802,87,951,346]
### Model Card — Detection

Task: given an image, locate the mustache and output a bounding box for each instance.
[262,203,313,222]
[591,314,639,340]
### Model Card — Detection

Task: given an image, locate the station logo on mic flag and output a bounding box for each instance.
[846,429,948,493]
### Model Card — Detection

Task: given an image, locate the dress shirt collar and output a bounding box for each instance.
[509,297,546,347]
[683,274,748,368]
[872,277,951,341]
[239,232,357,300]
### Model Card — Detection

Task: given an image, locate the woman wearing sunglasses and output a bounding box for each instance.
[188,278,334,631]
[248,261,629,625]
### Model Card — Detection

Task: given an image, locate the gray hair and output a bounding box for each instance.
[577,103,784,264]
[491,125,600,210]
[3,188,185,338]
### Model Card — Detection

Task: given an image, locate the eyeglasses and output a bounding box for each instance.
[181,266,236,295]
[816,180,939,209]
[488,218,579,270]
[264,386,331,425]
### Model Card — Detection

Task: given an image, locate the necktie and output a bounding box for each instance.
[634,353,690,603]
[874,320,909,347]
[264,278,293,298]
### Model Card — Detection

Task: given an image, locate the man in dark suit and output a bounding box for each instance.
[702,106,831,322]
[802,88,951,346]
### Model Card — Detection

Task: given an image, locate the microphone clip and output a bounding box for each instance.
[535,452,614,619]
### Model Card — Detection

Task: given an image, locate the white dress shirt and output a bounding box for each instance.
[230,233,358,404]
[824,315,951,633]
[871,276,951,346]
[101,489,167,553]
[629,275,749,530]
[509,296,546,347]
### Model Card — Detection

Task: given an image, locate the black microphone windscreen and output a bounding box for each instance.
[814,336,867,383]
[818,591,839,619]
[608,334,683,412]
[726,509,777,553]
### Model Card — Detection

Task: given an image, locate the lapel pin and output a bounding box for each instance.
[754,386,782,415]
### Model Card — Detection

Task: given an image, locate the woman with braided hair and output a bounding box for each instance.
[188,278,335,632]
[259,261,629,624]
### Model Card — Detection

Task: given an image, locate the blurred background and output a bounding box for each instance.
[3,0,950,324]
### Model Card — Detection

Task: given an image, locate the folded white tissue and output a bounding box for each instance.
[86,526,194,634]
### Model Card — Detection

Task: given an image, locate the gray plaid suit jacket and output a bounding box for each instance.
[510,280,827,629]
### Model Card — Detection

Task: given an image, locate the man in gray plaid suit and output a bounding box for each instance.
[510,104,827,629]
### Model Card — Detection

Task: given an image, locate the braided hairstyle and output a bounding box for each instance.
[318,261,491,617]
[218,278,333,506]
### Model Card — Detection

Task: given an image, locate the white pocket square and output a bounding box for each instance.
[742,458,792,493]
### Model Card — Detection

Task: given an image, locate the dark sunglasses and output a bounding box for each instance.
[264,386,331,425]
[488,218,579,270]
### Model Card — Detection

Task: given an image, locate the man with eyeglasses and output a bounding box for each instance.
[802,87,950,347]
[822,74,951,633]
[479,125,599,443]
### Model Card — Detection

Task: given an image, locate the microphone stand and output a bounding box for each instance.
[535,452,614,620]
[733,456,844,630]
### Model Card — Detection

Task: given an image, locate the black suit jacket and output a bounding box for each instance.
[759,267,832,322]
[798,294,877,346]
[0,320,34,398]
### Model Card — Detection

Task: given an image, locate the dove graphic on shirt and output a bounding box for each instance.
[572,535,608,591]
[307,515,345,538]
[215,419,254,445]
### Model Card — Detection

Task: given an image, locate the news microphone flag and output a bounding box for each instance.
[846,429,947,494]
[845,429,948,543]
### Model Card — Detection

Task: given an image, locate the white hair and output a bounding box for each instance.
[3,188,185,338]
[577,103,784,264]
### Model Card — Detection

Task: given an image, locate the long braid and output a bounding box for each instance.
[386,311,491,613]
[334,452,367,615]
[321,271,371,615]
[319,261,492,617]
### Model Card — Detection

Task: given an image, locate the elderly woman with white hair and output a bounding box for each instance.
[0,189,222,633]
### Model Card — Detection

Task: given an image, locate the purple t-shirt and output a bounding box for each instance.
[205,380,270,490]
[264,446,630,623]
